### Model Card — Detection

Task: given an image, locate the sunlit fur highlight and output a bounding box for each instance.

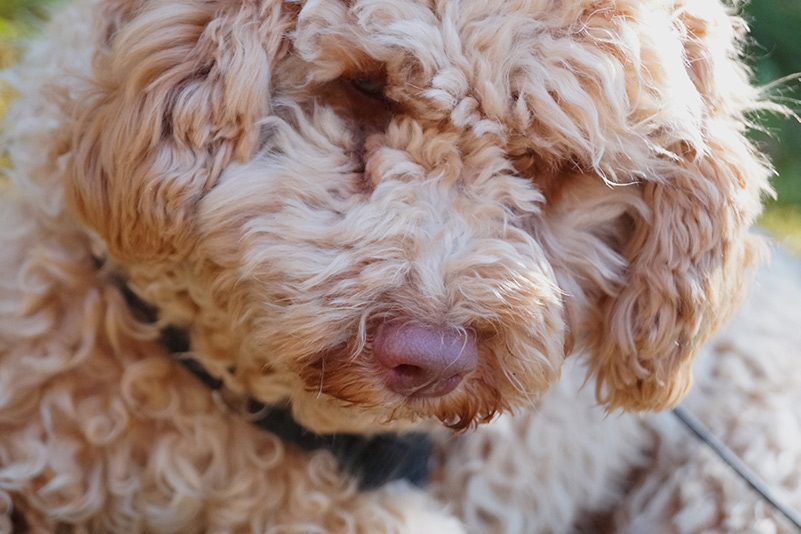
[0,0,782,531]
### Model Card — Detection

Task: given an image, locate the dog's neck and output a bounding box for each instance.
[117,276,433,490]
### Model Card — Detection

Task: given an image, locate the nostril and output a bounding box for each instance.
[386,363,442,397]
[394,364,424,379]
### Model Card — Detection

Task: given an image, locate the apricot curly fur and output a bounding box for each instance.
[2,0,798,532]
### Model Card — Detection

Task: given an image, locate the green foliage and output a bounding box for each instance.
[740,1,801,247]
[1,0,54,180]
[0,0,52,20]
[760,203,801,255]
[1,0,53,69]
[745,1,801,208]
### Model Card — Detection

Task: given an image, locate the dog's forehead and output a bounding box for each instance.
[291,0,596,83]
[289,0,615,123]
[286,0,690,179]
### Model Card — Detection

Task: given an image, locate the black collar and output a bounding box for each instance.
[164,326,433,490]
[117,277,433,490]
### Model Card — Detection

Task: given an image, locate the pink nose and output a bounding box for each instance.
[373,322,478,398]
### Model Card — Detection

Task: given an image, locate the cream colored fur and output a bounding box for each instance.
[1,0,798,532]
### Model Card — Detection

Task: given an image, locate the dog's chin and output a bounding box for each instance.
[295,352,507,433]
[288,389,507,436]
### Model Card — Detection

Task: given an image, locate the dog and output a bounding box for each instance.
[2,0,800,531]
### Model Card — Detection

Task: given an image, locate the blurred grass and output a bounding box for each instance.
[746,0,801,254]
[1,0,53,66]
[1,0,800,252]
[1,0,53,181]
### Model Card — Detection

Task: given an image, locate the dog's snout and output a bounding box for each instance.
[373,322,478,398]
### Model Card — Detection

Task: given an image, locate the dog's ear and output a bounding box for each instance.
[586,9,770,411]
[65,0,291,260]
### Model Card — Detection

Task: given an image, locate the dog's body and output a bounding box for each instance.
[1,0,800,532]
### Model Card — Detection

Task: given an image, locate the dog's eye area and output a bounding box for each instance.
[350,76,385,98]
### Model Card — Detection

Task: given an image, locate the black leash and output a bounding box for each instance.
[673,406,801,531]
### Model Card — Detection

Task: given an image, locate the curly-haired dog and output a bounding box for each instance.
[2,0,800,532]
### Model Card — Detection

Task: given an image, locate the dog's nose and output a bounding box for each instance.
[373,322,478,398]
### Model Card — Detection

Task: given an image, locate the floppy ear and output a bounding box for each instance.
[65,0,291,261]
[587,8,771,411]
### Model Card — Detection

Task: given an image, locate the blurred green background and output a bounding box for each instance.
[1,0,800,251]
[746,1,801,253]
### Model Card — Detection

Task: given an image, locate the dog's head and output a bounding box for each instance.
[64,0,768,432]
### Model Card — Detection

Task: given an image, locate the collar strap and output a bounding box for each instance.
[172,341,433,490]
[117,278,433,490]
